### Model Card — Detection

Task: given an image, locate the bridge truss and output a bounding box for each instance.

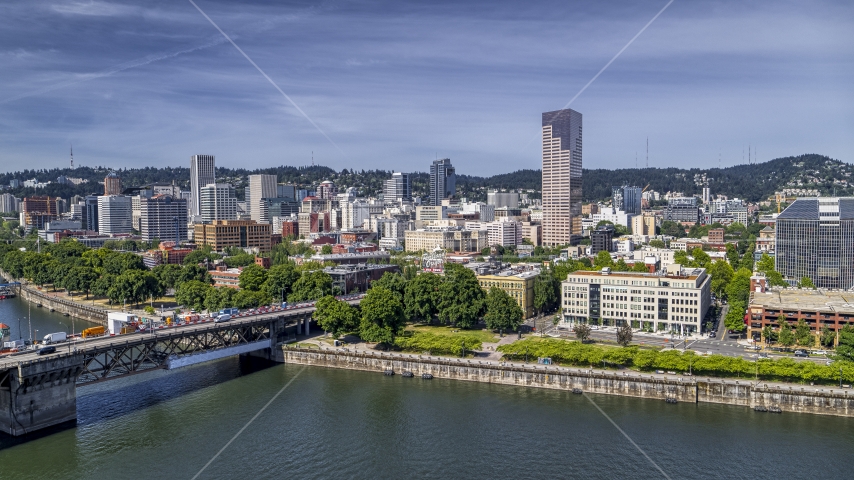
[77,322,275,384]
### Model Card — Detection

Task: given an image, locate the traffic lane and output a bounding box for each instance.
[5,305,323,363]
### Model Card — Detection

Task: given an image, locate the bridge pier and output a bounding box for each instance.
[0,355,84,436]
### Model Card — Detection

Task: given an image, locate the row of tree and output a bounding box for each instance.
[311,264,525,344]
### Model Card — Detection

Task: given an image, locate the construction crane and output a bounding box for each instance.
[642,183,651,193]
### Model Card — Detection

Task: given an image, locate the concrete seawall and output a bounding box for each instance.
[282,348,854,417]
[17,287,108,325]
[1,267,107,325]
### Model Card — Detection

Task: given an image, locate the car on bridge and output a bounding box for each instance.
[215,314,232,323]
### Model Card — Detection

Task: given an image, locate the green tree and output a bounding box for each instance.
[819,326,835,348]
[837,325,854,361]
[660,221,685,238]
[533,269,559,314]
[204,286,236,312]
[673,250,691,267]
[631,261,649,272]
[690,248,711,268]
[616,323,633,347]
[724,301,746,332]
[725,268,752,305]
[232,289,270,308]
[239,264,268,291]
[371,272,407,300]
[795,318,813,347]
[152,264,184,291]
[613,258,629,272]
[359,286,405,345]
[778,316,795,349]
[403,272,442,322]
[799,276,816,289]
[437,263,485,328]
[575,323,591,342]
[707,259,734,299]
[725,243,740,268]
[756,253,775,275]
[314,295,358,338]
[177,264,213,286]
[483,287,524,333]
[64,266,98,298]
[182,248,221,266]
[224,252,257,268]
[288,270,333,302]
[762,324,777,345]
[91,273,116,298]
[648,239,666,249]
[264,262,300,303]
[593,250,613,269]
[176,280,212,312]
[320,244,333,255]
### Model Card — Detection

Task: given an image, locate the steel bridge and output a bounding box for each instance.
[0,297,361,436]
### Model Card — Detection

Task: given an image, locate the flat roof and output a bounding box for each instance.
[750,289,854,314]
[568,269,702,281]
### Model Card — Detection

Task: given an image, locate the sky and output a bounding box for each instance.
[0,0,852,176]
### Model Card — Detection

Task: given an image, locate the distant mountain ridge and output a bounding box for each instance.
[0,154,847,204]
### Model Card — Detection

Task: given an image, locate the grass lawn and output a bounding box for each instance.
[404,324,498,343]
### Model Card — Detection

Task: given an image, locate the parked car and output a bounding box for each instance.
[813,350,828,356]
[794,350,808,358]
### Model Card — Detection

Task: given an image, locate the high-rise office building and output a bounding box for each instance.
[612,186,642,215]
[775,197,854,289]
[104,172,122,196]
[190,155,216,217]
[83,195,99,232]
[277,184,297,201]
[200,183,238,222]
[0,193,20,213]
[317,180,338,200]
[97,195,132,235]
[429,159,456,206]
[248,174,277,223]
[542,108,582,246]
[383,172,412,203]
[140,195,188,243]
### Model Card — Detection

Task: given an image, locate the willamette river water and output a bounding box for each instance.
[1,296,854,479]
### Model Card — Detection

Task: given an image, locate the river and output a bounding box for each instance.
[1,296,854,479]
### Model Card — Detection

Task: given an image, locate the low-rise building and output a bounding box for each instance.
[473,265,539,318]
[210,266,241,289]
[325,263,400,294]
[404,228,487,253]
[562,265,711,335]
[193,220,272,252]
[747,280,854,345]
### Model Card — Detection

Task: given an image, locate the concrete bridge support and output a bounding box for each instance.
[0,356,85,436]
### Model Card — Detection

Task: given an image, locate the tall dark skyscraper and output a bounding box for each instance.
[429,158,456,206]
[613,185,642,215]
[542,108,582,246]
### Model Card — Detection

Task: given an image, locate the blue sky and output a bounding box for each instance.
[0,0,851,175]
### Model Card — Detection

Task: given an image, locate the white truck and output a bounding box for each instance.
[42,332,67,345]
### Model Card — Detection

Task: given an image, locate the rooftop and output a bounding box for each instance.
[750,288,854,314]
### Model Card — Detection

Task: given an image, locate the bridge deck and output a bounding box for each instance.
[2,297,360,368]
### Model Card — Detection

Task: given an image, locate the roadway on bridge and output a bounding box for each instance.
[2,299,353,366]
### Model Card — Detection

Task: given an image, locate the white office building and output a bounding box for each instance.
[200,183,238,222]
[189,155,216,217]
[561,265,711,335]
[248,174,277,223]
[97,195,132,235]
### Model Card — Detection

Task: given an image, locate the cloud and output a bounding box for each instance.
[51,1,139,17]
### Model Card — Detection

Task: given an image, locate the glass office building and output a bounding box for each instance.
[775,197,854,289]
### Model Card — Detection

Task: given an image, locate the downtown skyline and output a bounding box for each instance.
[0,0,852,174]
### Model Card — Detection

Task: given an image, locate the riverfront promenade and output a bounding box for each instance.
[291,335,854,416]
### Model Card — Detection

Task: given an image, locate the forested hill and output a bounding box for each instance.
[582,154,853,202]
[0,154,848,203]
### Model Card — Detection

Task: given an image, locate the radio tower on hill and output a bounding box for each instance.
[70,144,74,168]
